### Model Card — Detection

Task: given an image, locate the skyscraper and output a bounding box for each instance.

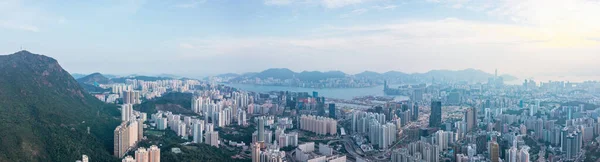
[490,141,499,162]
[137,119,144,140]
[328,103,336,119]
[257,116,265,142]
[205,131,219,147]
[412,103,419,121]
[121,104,133,122]
[135,147,149,162]
[465,107,477,132]
[122,90,141,104]
[192,120,204,143]
[122,156,135,162]
[148,145,160,162]
[114,123,129,158]
[252,143,261,162]
[114,121,140,158]
[429,101,442,128]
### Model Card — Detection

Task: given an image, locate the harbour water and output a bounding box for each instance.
[226,83,409,100]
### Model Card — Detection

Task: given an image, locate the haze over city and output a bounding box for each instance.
[2,0,600,79]
[5,1,600,162]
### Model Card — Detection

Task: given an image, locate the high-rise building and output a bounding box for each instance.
[328,103,336,119]
[191,96,203,114]
[148,145,160,162]
[237,109,247,126]
[114,121,140,158]
[412,104,419,121]
[114,124,128,158]
[257,116,265,142]
[465,107,477,132]
[122,156,135,162]
[300,115,337,135]
[156,117,167,130]
[252,143,261,162]
[205,131,219,147]
[138,119,144,140]
[519,147,530,162]
[429,101,442,128]
[508,146,518,162]
[490,141,499,162]
[135,147,149,162]
[121,104,133,122]
[392,141,440,162]
[122,90,141,104]
[177,122,187,138]
[192,120,204,143]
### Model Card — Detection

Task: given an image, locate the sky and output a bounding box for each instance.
[1,0,600,78]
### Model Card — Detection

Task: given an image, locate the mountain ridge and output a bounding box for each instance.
[221,68,517,83]
[0,51,120,162]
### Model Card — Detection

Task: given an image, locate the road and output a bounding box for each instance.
[342,136,363,160]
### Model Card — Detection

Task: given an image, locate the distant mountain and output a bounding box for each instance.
[71,73,87,79]
[227,68,516,83]
[0,51,120,162]
[233,68,348,82]
[79,82,110,93]
[216,73,241,78]
[500,74,518,81]
[383,71,409,77]
[298,70,346,81]
[156,73,180,79]
[104,74,118,79]
[417,68,516,82]
[77,72,111,85]
[72,73,118,79]
[111,75,173,83]
[355,71,382,78]
[253,68,296,80]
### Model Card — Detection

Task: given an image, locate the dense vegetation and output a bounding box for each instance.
[79,82,110,93]
[134,92,194,115]
[142,128,249,162]
[77,72,111,84]
[220,125,255,144]
[161,143,248,162]
[0,51,121,162]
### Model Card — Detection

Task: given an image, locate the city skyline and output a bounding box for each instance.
[1,0,600,78]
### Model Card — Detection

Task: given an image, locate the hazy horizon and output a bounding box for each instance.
[2,0,600,79]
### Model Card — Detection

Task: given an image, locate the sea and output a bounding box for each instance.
[226,83,409,100]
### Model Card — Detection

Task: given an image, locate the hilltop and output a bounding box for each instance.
[0,51,120,162]
[77,72,111,85]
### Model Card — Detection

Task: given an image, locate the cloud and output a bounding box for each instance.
[264,0,379,9]
[322,0,364,8]
[174,0,207,8]
[264,0,294,5]
[427,0,600,48]
[451,4,462,9]
[0,22,40,32]
[179,43,196,49]
[372,5,397,10]
[340,8,368,18]
[0,0,47,32]
[173,17,600,76]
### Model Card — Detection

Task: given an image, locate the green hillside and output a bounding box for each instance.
[0,51,120,162]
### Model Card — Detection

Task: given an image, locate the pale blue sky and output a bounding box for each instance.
[1,0,600,78]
